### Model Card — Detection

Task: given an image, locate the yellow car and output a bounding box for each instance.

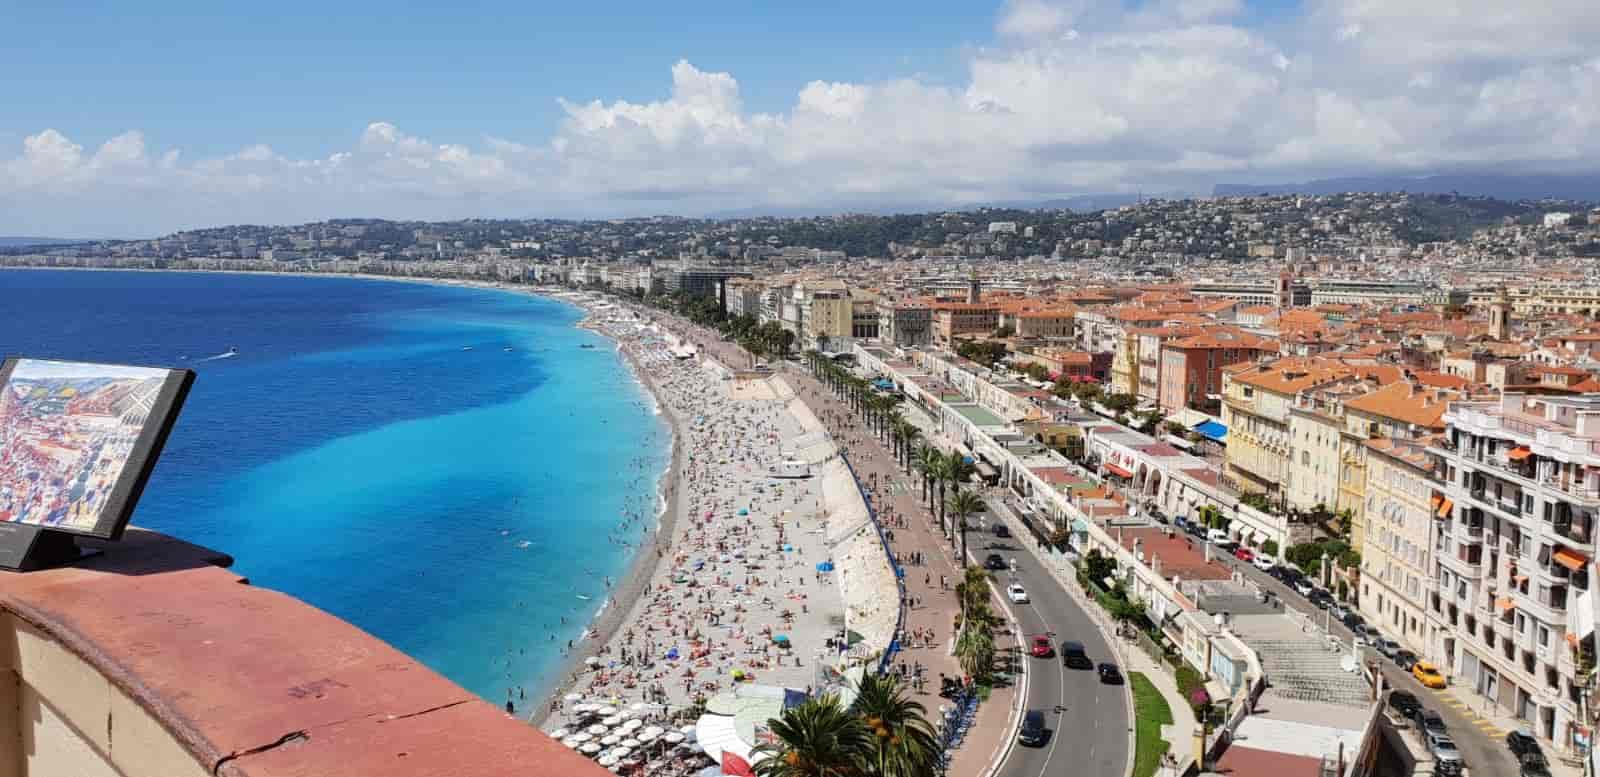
[1412,661,1447,689]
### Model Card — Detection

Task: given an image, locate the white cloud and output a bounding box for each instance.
[4,0,1600,236]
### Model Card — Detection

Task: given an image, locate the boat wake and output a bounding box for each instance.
[194,348,239,363]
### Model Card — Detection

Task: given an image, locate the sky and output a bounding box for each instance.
[3,0,1598,237]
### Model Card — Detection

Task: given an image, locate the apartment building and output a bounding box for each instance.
[878,301,933,348]
[1222,360,1351,496]
[724,277,763,319]
[1157,330,1275,413]
[1428,393,1600,752]
[1015,308,1077,340]
[1109,330,1139,397]
[932,302,999,345]
[1359,437,1438,657]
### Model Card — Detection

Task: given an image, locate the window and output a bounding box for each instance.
[1538,625,1551,647]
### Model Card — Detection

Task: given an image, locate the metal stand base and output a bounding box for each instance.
[0,523,101,572]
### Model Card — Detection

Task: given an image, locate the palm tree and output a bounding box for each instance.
[753,695,871,777]
[953,566,996,683]
[914,445,940,507]
[851,674,941,777]
[947,490,985,564]
[939,451,974,543]
[930,454,953,537]
[896,422,921,473]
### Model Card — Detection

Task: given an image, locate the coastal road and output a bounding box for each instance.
[982,525,1131,777]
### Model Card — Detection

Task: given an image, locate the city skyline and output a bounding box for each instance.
[5,0,1599,237]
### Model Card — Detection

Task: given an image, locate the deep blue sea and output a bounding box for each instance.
[0,269,669,704]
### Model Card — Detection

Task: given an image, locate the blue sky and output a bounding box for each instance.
[3,1,985,157]
[3,0,1596,237]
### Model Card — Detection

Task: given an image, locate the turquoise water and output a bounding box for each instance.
[0,270,670,704]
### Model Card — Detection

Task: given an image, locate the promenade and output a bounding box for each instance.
[678,323,1021,777]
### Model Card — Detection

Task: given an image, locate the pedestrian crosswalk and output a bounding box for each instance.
[1434,691,1507,738]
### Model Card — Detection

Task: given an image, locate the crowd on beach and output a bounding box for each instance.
[539,304,894,744]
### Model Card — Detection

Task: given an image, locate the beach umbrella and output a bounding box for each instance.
[562,738,582,749]
[573,732,593,743]
[612,747,632,759]
[773,634,790,645]
[587,724,608,736]
[629,702,651,713]
[550,728,571,740]
[602,714,623,726]
[621,738,641,748]
[737,508,748,516]
[585,656,602,667]
[563,693,583,702]
[597,756,618,768]
[600,735,621,746]
[581,743,602,755]
[663,732,686,744]
[598,705,618,715]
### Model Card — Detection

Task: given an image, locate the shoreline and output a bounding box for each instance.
[526,298,686,724]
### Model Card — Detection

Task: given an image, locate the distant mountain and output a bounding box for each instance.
[1214,174,1600,202]
[0,236,86,248]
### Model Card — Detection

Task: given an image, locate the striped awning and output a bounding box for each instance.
[1435,498,1454,518]
[1104,463,1135,479]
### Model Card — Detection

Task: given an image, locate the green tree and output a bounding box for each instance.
[948,490,986,564]
[851,674,941,777]
[753,695,871,777]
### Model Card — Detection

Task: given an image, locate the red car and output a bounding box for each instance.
[1233,547,1254,562]
[1030,635,1055,658]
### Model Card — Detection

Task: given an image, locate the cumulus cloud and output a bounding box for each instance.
[4,0,1600,236]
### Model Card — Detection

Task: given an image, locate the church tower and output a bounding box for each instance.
[1490,287,1512,341]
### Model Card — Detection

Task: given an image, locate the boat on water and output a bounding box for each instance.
[504,346,514,352]
[226,346,238,356]
[462,346,474,351]
[580,344,597,349]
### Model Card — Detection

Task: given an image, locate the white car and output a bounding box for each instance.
[1251,554,1275,572]
[1007,583,1029,603]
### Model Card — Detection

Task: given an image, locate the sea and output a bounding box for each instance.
[0,269,671,705]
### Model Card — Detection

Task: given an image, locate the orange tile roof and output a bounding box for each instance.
[1344,381,1455,428]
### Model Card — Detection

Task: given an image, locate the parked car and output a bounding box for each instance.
[1061,641,1093,669]
[1519,753,1553,777]
[1251,554,1275,572]
[1309,591,1334,610]
[1018,710,1048,747]
[1207,528,1234,547]
[1507,730,1545,761]
[1328,603,1350,621]
[1425,732,1465,775]
[992,523,1011,538]
[1413,707,1448,737]
[1413,662,1448,689]
[1030,635,1055,658]
[1007,583,1029,604]
[1350,624,1373,646]
[1184,521,1207,539]
[1341,612,1367,631]
[1098,663,1124,685]
[1387,690,1421,718]
[1374,638,1402,659]
[985,553,1006,571]
[1233,546,1254,562]
[1293,578,1317,596]
[1394,650,1419,670]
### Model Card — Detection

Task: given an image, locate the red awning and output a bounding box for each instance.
[1509,446,1533,461]
[1435,498,1454,518]
[1104,463,1135,479]
[1554,547,1590,572]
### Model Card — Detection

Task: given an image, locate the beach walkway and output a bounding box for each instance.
[672,318,1021,777]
